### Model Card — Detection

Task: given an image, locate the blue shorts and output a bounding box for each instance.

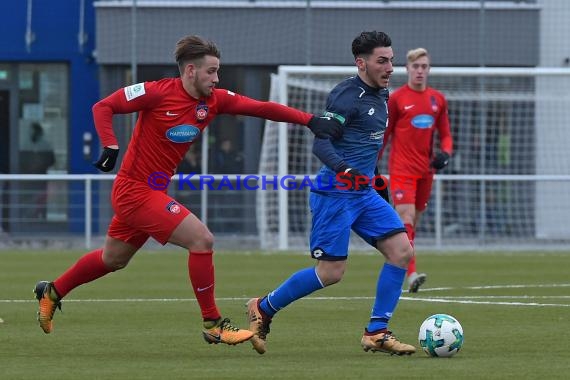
[309,190,405,260]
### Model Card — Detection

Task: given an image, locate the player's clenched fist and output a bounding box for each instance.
[431,151,450,171]
[307,115,343,140]
[93,147,119,172]
[336,166,368,191]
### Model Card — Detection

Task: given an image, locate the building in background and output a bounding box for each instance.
[1,0,568,248]
[0,0,99,235]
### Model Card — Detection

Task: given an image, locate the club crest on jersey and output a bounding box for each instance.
[166,124,201,143]
[166,201,181,214]
[430,96,438,112]
[394,189,404,201]
[196,101,208,121]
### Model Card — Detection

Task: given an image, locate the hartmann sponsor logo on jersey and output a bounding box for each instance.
[411,114,435,129]
[166,125,201,143]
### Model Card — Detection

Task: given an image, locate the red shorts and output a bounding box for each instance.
[389,172,434,212]
[108,176,191,248]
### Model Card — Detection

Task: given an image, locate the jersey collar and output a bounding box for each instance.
[354,75,389,97]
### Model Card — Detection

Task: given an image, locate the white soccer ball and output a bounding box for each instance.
[418,314,464,357]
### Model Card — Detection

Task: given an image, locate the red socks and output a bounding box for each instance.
[404,223,416,276]
[188,251,220,321]
[53,248,114,298]
[51,248,221,322]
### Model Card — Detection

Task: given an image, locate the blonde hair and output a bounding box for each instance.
[406,48,429,63]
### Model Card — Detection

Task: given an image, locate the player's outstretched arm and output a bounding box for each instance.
[214,90,344,139]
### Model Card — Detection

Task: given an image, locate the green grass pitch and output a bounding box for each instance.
[1,250,569,379]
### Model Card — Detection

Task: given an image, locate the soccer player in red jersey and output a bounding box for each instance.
[382,48,453,292]
[33,35,342,344]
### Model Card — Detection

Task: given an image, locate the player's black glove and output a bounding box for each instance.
[431,151,450,171]
[93,147,119,172]
[374,175,390,203]
[336,165,368,191]
[307,115,343,140]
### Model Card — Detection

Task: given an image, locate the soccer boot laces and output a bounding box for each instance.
[361,329,416,356]
[202,317,253,345]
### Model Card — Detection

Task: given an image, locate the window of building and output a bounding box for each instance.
[17,63,69,223]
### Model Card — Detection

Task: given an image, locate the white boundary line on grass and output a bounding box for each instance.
[3,283,570,308]
[398,297,570,307]
[420,283,570,292]
[416,295,570,299]
[2,296,570,308]
[396,283,570,307]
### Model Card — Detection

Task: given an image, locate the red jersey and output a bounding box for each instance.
[92,78,312,182]
[383,84,453,176]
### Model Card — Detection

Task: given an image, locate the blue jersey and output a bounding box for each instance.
[313,75,389,194]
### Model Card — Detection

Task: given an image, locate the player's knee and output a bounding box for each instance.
[102,250,131,270]
[402,241,415,265]
[378,233,414,267]
[328,273,343,286]
[320,271,343,286]
[396,205,415,224]
[189,230,214,252]
[391,241,414,268]
[316,261,345,286]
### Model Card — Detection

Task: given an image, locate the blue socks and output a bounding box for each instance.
[257,262,405,333]
[259,267,324,317]
[367,263,406,332]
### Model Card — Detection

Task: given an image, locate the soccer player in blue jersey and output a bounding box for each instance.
[247,31,416,355]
